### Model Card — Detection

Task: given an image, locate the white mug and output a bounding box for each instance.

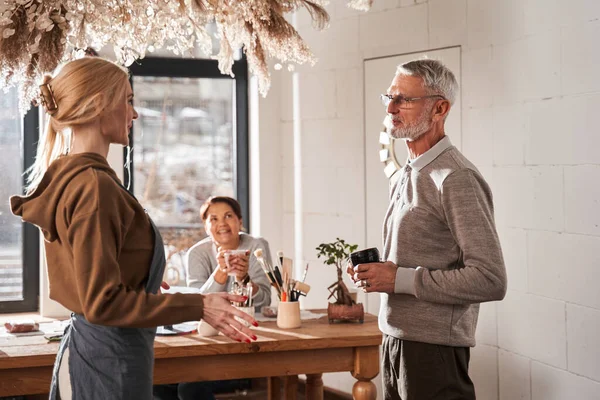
[224,250,249,275]
[197,319,219,337]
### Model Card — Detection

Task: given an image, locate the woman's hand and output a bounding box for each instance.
[228,252,249,281]
[216,249,228,272]
[214,250,229,284]
[202,292,258,342]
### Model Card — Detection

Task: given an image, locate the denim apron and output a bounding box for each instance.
[49,217,166,400]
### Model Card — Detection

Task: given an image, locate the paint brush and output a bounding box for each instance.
[247,283,253,307]
[253,249,282,297]
[282,257,293,282]
[293,281,311,297]
[274,250,284,286]
[301,263,309,283]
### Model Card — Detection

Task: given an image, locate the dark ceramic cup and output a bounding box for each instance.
[349,247,381,266]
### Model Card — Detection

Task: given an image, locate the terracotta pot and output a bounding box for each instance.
[327,302,364,324]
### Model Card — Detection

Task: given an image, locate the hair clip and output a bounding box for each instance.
[39,83,58,115]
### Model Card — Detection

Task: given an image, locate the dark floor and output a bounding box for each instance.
[214,378,306,400]
[216,390,306,400]
[12,377,351,400]
[214,377,351,400]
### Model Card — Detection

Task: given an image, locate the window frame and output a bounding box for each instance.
[0,107,40,313]
[126,56,250,228]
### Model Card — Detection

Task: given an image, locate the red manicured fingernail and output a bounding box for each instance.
[252,321,259,327]
[236,338,242,342]
[245,339,251,343]
[251,335,257,340]
[242,296,248,301]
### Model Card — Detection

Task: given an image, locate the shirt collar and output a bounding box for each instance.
[408,136,453,172]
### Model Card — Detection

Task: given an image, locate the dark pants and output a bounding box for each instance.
[153,379,251,400]
[382,334,476,400]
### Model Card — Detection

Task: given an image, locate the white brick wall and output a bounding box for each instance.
[492,103,529,166]
[462,46,494,108]
[532,362,600,400]
[497,290,567,369]
[496,228,527,292]
[255,0,600,398]
[470,344,499,400]
[499,350,531,400]
[528,231,600,309]
[428,0,468,48]
[567,304,600,382]
[565,166,600,236]
[562,22,600,96]
[462,107,494,167]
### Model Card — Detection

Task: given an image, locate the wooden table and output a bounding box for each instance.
[0,311,382,399]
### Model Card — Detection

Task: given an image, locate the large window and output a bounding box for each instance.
[128,57,249,286]
[0,90,39,313]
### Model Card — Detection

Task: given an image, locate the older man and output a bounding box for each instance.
[352,59,507,400]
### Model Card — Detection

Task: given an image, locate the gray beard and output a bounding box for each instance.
[384,114,432,142]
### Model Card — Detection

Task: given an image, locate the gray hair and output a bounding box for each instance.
[396,59,458,105]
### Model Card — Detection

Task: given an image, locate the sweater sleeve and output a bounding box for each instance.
[186,244,227,293]
[67,172,205,328]
[413,168,507,304]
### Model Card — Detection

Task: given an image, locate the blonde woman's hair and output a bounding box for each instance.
[26,57,129,193]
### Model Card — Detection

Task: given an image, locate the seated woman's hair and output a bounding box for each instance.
[27,57,130,192]
[199,196,243,222]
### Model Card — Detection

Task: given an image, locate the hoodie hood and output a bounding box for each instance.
[10,153,119,242]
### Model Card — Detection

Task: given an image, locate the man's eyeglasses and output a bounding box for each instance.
[380,94,446,109]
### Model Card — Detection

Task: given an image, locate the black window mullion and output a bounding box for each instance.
[234,58,249,230]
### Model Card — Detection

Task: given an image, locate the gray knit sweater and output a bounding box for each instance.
[381,136,507,347]
[186,233,272,309]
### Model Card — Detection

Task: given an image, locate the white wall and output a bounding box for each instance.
[254,0,600,398]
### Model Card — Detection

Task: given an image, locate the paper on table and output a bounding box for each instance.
[161,286,203,294]
[156,322,197,336]
[0,319,68,339]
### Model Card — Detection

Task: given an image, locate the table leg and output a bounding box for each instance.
[305,373,324,400]
[351,346,379,400]
[268,376,282,400]
[284,375,298,400]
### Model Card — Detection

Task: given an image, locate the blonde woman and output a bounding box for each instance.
[10,57,257,400]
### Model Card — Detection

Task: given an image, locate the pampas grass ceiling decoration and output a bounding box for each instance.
[0,0,373,110]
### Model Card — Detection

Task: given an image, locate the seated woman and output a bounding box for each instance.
[187,196,272,308]
[153,196,272,400]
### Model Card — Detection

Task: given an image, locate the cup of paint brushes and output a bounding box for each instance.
[277,301,301,329]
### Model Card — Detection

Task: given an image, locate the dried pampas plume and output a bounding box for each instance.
[347,0,373,12]
[0,0,372,112]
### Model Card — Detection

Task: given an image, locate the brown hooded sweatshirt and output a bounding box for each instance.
[10,153,204,328]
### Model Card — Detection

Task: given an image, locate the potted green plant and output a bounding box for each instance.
[316,238,364,323]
